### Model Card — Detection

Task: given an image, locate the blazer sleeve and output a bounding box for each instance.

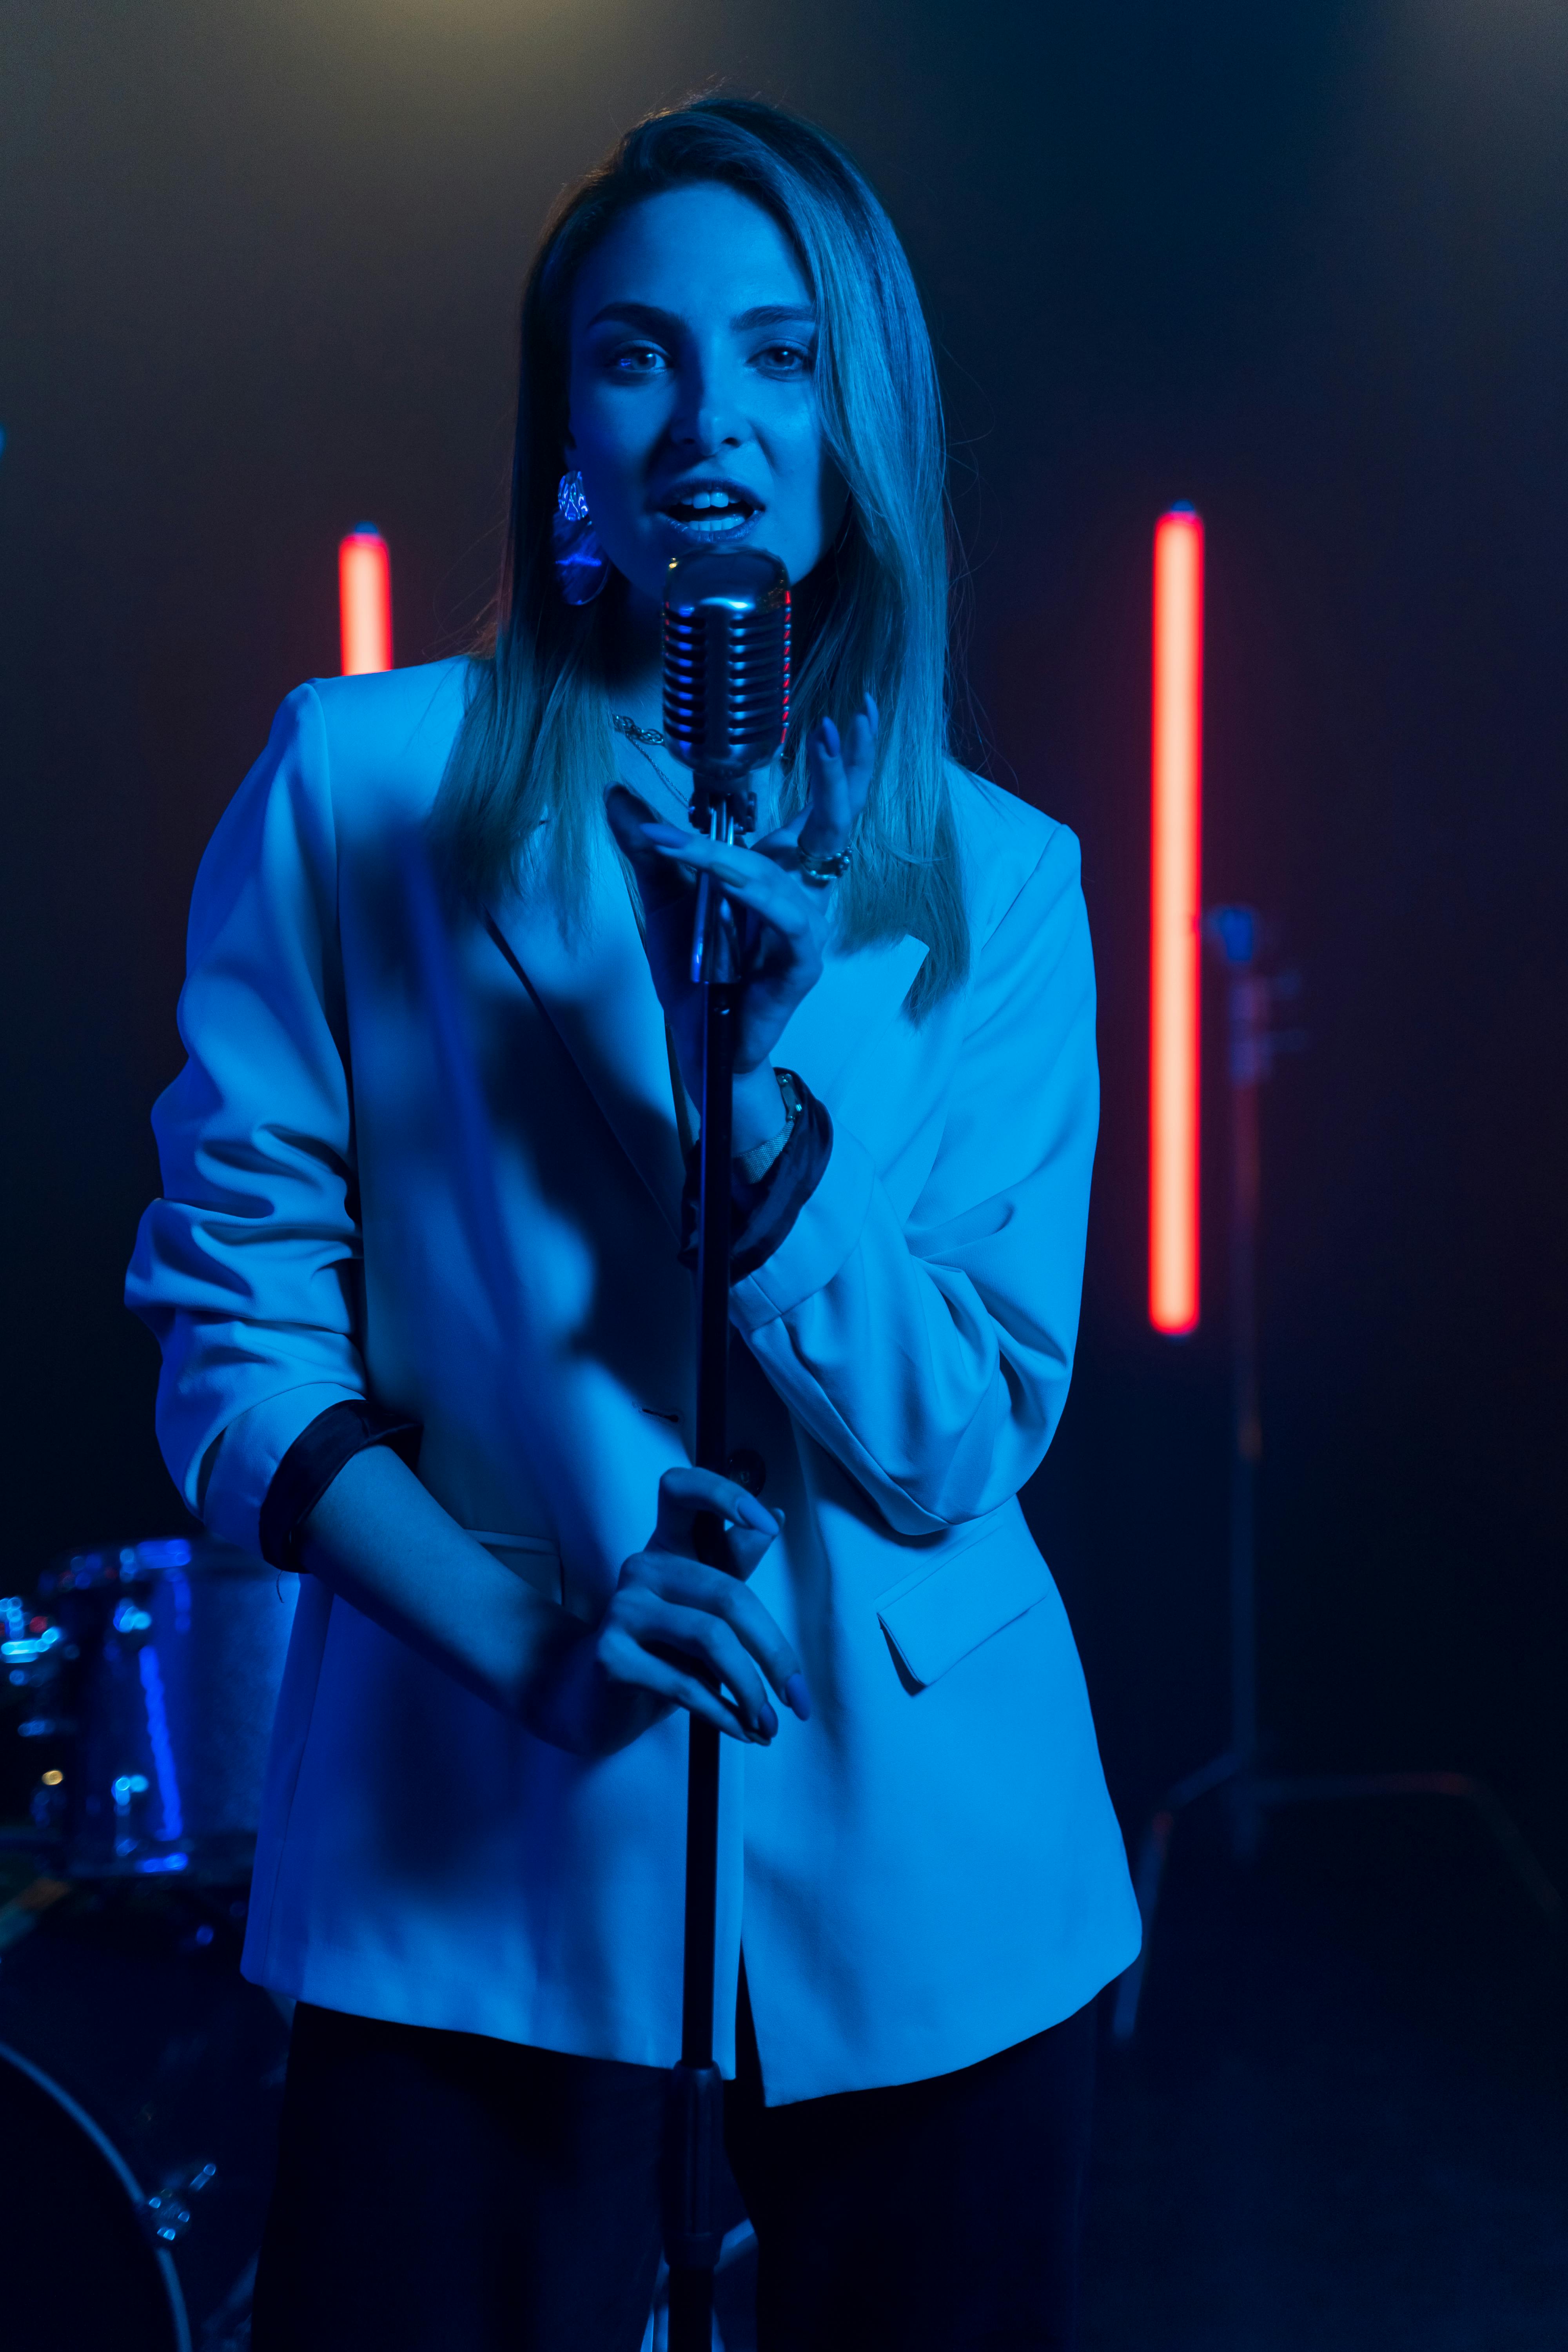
[125,683,373,1558]
[728,823,1098,1537]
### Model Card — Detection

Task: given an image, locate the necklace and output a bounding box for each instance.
[612,713,774,836]
[612,711,692,820]
[612,713,667,749]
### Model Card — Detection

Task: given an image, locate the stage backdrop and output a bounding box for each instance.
[3,0,1563,1874]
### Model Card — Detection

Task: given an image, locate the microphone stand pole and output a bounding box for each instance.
[664,785,743,2352]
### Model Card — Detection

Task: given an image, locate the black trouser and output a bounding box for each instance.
[252,1979,1097,2352]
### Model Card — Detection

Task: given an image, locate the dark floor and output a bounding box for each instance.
[1082,1791,1568,2351]
[3,1789,1563,2350]
[663,1788,1568,2350]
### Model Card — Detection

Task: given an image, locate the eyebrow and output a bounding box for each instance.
[585,300,816,333]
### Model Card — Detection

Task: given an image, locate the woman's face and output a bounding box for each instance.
[565,182,849,607]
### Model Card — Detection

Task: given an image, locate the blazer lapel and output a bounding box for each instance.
[486,859,929,1221]
[484,864,689,1234]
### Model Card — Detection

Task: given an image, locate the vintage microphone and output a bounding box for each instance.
[659,547,790,2351]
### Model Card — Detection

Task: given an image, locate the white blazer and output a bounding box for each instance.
[127,659,1140,2104]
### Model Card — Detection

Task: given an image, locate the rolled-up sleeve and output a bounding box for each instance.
[125,684,371,1559]
[731,824,1098,1535]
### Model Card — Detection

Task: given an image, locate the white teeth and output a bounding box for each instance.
[661,488,753,534]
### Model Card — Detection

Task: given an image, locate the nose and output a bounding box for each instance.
[671,350,745,456]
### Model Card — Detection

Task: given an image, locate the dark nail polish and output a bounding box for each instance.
[783,1672,811,1723]
[758,1701,779,1740]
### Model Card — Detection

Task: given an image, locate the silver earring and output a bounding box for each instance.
[552,470,609,605]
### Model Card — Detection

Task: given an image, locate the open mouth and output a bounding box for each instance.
[656,485,761,539]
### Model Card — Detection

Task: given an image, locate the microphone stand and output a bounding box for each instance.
[1110,909,1560,2046]
[655,544,788,2349]
[663,781,748,2352]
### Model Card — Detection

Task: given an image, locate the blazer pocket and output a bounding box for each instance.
[876,1522,1053,1691]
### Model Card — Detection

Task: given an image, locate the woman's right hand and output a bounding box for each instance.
[524,1468,812,1758]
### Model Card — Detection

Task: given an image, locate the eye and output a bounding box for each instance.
[607,342,668,375]
[754,342,813,377]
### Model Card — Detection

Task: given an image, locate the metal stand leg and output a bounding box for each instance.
[663,962,737,2349]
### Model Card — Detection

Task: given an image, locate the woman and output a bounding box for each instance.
[128,96,1140,2352]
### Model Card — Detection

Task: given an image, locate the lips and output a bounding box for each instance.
[654,479,762,541]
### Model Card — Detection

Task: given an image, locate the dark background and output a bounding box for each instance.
[4,0,1564,1884]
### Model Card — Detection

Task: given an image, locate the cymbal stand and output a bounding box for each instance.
[1112,907,1559,2044]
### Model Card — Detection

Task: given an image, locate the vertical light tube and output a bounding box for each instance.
[1149,505,1204,1335]
[339,526,393,674]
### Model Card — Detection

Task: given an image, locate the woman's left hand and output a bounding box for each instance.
[605,696,877,1117]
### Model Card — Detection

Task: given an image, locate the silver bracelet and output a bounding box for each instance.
[734,1069,804,1182]
[797,845,852,889]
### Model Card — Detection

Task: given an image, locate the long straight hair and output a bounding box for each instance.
[431,96,969,1014]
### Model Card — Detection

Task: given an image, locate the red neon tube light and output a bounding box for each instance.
[1149,505,1204,1334]
[339,526,393,675]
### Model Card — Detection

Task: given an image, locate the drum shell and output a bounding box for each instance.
[40,1541,297,1880]
[0,1874,289,2352]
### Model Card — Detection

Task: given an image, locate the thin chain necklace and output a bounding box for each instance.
[612,713,666,749]
[612,711,692,821]
[614,713,783,840]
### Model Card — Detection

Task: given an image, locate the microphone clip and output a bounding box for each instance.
[688,781,757,839]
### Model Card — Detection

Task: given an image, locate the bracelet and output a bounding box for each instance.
[733,1068,804,1183]
[797,845,852,888]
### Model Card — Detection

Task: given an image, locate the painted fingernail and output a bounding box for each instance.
[783,1672,811,1723]
[757,1700,779,1739]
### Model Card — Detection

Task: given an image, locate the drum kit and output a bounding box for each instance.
[0,1536,298,2352]
[1,1535,766,2351]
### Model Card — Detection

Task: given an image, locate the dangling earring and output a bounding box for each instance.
[552,470,609,605]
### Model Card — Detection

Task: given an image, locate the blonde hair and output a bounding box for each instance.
[431,95,968,1014]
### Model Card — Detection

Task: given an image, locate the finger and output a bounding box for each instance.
[625,1550,804,1703]
[840,694,878,820]
[635,824,784,894]
[800,694,879,857]
[639,834,818,945]
[604,789,693,914]
[633,1519,777,1587]
[596,1620,763,1745]
[604,783,659,855]
[653,1466,778,1549]
[617,1593,780,1737]
[799,718,851,858]
[726,1523,778,1580]
[753,805,811,862]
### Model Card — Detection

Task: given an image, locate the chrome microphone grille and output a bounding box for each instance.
[662,549,791,783]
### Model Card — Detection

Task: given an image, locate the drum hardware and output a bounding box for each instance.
[4,1608,79,1770]
[0,1874,290,2352]
[0,1535,300,2346]
[2,1534,298,1882]
[144,2159,220,2243]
